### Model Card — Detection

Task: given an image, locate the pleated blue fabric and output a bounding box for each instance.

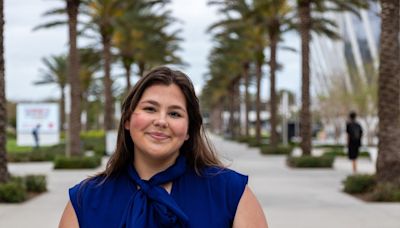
[69,155,248,228]
[119,155,189,227]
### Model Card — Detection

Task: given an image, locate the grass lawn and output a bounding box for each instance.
[6,138,50,153]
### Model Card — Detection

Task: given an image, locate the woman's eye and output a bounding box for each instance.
[143,107,156,112]
[169,112,182,118]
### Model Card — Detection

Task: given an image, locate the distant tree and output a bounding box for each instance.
[35,55,68,131]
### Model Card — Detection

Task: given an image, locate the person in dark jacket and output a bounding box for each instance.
[346,111,363,173]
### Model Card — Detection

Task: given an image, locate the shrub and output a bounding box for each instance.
[81,130,105,138]
[324,149,370,158]
[235,136,252,143]
[81,131,105,156]
[25,175,47,193]
[0,181,27,203]
[54,156,102,169]
[343,174,376,194]
[260,145,293,155]
[286,155,334,168]
[370,183,400,202]
[7,144,66,162]
[314,144,344,149]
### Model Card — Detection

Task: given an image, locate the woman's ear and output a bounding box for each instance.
[185,134,189,141]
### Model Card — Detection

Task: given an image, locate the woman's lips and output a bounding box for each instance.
[148,132,170,140]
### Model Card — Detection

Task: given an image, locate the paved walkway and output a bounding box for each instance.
[1,134,399,227]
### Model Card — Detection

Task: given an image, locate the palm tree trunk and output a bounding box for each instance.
[269,31,279,148]
[102,34,114,131]
[243,62,250,137]
[60,86,65,131]
[67,0,81,157]
[211,103,223,135]
[298,0,312,156]
[0,0,9,183]
[377,0,400,185]
[235,77,241,137]
[138,61,146,77]
[255,59,263,145]
[228,81,235,138]
[123,61,131,94]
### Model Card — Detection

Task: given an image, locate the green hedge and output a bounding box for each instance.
[324,149,370,158]
[342,174,400,202]
[343,174,376,194]
[370,183,400,202]
[82,137,105,156]
[286,155,334,168]
[25,175,47,192]
[314,144,344,149]
[54,156,102,169]
[0,175,47,203]
[0,182,27,203]
[260,145,293,155]
[8,144,65,162]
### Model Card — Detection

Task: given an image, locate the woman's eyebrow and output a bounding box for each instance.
[140,100,159,106]
[140,100,186,111]
[169,105,186,112]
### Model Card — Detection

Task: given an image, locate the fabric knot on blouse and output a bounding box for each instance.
[120,155,189,228]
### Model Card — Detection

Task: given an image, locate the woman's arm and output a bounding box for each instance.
[233,186,268,228]
[59,201,79,228]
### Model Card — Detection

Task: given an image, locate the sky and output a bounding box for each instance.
[4,0,301,102]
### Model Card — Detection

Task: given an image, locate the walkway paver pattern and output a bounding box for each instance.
[0,134,399,227]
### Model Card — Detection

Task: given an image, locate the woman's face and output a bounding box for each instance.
[125,83,189,163]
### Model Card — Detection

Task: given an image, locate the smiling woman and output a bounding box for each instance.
[59,66,268,228]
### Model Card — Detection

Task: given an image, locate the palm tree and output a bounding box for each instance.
[35,0,83,156]
[66,0,82,156]
[209,0,269,144]
[376,0,400,185]
[35,55,68,131]
[78,48,102,130]
[296,0,369,155]
[254,0,293,148]
[85,0,122,131]
[113,5,183,92]
[0,0,9,183]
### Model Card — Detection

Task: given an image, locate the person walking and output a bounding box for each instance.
[32,124,41,148]
[346,111,363,173]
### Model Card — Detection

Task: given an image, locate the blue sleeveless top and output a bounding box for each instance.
[69,157,248,228]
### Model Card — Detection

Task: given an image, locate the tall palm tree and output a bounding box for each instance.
[78,47,102,130]
[0,0,9,183]
[296,0,369,155]
[66,0,82,156]
[254,0,293,148]
[35,0,83,156]
[113,5,183,92]
[209,0,268,144]
[86,0,122,131]
[35,55,68,131]
[377,0,400,185]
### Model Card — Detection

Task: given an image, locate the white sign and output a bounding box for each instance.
[17,103,60,146]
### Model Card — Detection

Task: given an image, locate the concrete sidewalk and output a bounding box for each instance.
[0,134,399,228]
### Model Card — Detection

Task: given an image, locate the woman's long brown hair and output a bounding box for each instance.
[96,66,222,179]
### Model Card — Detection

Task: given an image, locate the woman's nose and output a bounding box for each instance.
[153,114,168,128]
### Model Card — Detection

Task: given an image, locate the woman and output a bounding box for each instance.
[59,66,268,227]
